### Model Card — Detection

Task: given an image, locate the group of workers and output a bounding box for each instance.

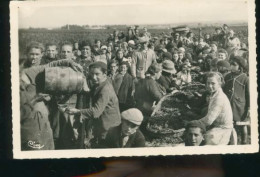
[19,24,250,150]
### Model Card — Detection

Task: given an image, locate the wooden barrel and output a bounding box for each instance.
[45,67,85,94]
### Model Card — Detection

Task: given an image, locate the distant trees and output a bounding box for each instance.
[60,24,85,30]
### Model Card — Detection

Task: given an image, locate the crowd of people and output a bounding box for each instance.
[19,24,250,150]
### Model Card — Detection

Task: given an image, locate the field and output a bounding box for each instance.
[18,25,248,58]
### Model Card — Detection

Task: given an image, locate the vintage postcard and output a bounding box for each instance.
[10,0,258,159]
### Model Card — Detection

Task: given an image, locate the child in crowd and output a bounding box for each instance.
[217,48,228,60]
[107,60,119,81]
[176,63,192,86]
[223,56,250,144]
[217,60,231,78]
[113,62,134,112]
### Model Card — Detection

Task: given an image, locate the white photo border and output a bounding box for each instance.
[10,0,259,159]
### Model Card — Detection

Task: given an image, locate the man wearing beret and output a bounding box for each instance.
[66,61,121,147]
[101,108,145,148]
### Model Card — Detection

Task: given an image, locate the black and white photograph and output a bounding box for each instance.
[10,0,258,159]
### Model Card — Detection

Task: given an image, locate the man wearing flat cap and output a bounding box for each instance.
[101,108,145,148]
[66,61,121,147]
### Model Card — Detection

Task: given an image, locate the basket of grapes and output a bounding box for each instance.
[146,83,207,141]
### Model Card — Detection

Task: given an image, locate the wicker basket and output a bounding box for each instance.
[146,84,206,139]
[146,90,185,138]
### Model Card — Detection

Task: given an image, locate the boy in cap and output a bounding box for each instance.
[217,60,231,78]
[101,108,145,148]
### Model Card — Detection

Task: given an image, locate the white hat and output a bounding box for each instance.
[121,108,143,125]
[101,45,107,50]
[128,40,135,45]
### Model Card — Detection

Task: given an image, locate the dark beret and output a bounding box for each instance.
[230,56,248,71]
[217,60,231,69]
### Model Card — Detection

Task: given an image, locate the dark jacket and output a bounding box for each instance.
[40,56,60,65]
[157,74,177,93]
[134,77,164,115]
[113,72,134,104]
[102,125,145,148]
[223,72,250,122]
[81,79,121,133]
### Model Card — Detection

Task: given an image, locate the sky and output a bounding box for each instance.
[16,0,248,29]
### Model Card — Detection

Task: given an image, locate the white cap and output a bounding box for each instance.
[101,45,107,50]
[121,108,143,125]
[128,40,135,45]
